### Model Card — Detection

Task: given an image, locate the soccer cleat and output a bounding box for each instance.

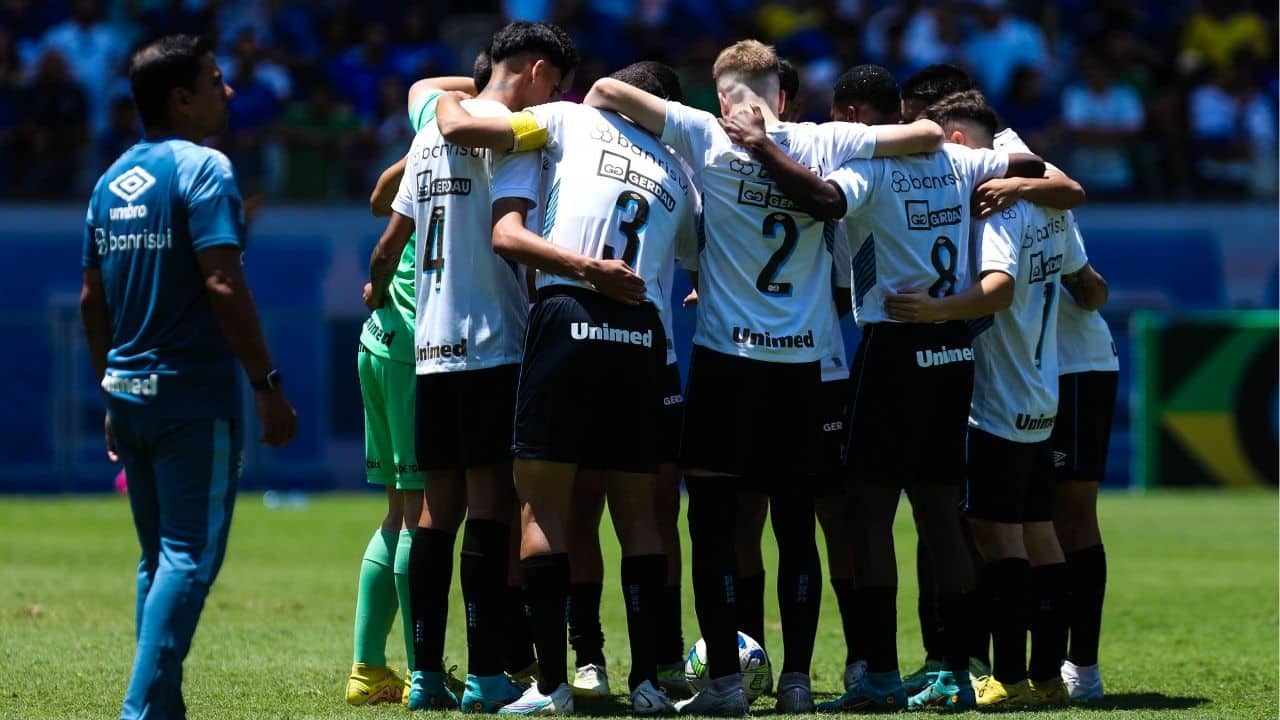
[973,675,1031,708]
[675,675,749,716]
[445,660,467,698]
[816,669,906,713]
[842,660,867,693]
[408,670,460,710]
[1060,659,1104,701]
[346,663,404,705]
[462,673,527,713]
[571,663,610,698]
[631,679,677,715]
[499,682,575,715]
[969,656,991,681]
[657,662,692,699]
[907,670,975,711]
[774,672,814,713]
[1028,676,1070,706]
[510,661,539,688]
[901,657,944,696]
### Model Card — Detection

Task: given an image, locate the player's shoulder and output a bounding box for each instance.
[172,141,233,177]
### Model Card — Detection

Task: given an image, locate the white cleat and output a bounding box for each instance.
[499,682,575,715]
[631,679,677,715]
[675,675,748,716]
[842,660,867,693]
[1061,659,1104,702]
[571,663,611,698]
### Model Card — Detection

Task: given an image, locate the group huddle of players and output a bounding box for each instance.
[347,19,1118,717]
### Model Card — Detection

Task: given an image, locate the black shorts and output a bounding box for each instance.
[1050,371,1118,483]
[845,322,974,487]
[513,286,668,474]
[965,428,1054,523]
[659,362,683,465]
[416,363,518,472]
[679,345,822,477]
[814,378,851,495]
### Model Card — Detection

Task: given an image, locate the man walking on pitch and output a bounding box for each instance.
[80,34,297,720]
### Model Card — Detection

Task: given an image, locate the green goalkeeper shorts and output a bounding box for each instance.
[358,344,425,490]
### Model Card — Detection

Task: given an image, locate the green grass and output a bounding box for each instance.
[0,490,1275,719]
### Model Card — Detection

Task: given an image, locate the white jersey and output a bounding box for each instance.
[968,199,1088,443]
[827,144,1010,326]
[661,101,877,363]
[993,128,1118,374]
[392,96,529,375]
[491,102,697,367]
[822,221,852,382]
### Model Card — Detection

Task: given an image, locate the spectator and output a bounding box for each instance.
[370,75,414,185]
[900,1,964,72]
[962,0,1051,102]
[37,0,128,135]
[997,64,1061,158]
[220,27,293,103]
[1180,0,1270,75]
[14,49,87,197]
[325,22,395,123]
[1061,51,1146,195]
[1188,51,1278,198]
[280,78,363,200]
[139,0,211,39]
[388,6,455,81]
[223,40,285,197]
[96,95,139,172]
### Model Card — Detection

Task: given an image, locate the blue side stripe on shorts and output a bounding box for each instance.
[196,419,231,585]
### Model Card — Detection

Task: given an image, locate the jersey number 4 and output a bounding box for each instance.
[603,190,649,266]
[423,206,445,285]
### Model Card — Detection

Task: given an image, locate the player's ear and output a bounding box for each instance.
[717,90,731,118]
[776,88,787,118]
[947,129,966,146]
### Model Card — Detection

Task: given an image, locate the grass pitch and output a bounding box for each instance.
[0,489,1275,719]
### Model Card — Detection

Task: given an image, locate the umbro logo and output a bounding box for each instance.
[108,166,156,203]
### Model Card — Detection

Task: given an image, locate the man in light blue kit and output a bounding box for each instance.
[79,34,297,720]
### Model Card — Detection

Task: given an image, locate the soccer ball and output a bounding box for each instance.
[684,631,771,701]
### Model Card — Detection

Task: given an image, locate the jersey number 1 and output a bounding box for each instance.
[1034,281,1056,369]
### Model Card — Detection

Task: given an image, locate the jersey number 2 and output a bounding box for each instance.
[757,212,798,296]
[603,190,649,266]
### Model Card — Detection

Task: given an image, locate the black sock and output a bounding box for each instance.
[568,582,606,668]
[770,491,821,675]
[1028,562,1069,682]
[687,478,740,680]
[737,570,766,654]
[937,591,975,673]
[659,584,686,666]
[860,585,898,673]
[984,558,1031,684]
[1065,544,1106,666]
[522,553,571,693]
[970,575,992,668]
[917,540,944,662]
[409,527,456,672]
[622,554,667,690]
[502,586,537,674]
[831,577,860,666]
[460,519,509,677]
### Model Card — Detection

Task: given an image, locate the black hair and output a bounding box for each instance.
[901,63,974,106]
[920,89,999,137]
[832,64,900,115]
[128,34,214,130]
[778,57,799,102]
[473,50,492,91]
[610,60,683,102]
[488,21,579,75]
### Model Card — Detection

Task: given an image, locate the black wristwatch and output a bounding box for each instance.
[250,369,283,392]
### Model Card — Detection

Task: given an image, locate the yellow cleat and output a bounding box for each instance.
[346,663,405,706]
[973,675,1032,708]
[1028,676,1070,706]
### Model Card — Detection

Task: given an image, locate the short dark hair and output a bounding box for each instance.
[778,57,799,102]
[610,61,683,102]
[489,21,579,75]
[129,34,214,129]
[832,64,900,115]
[920,89,999,137]
[473,50,492,91]
[901,63,974,106]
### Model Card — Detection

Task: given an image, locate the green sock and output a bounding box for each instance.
[394,528,415,670]
[353,529,399,665]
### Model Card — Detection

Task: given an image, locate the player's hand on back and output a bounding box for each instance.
[585,258,646,305]
[884,287,941,323]
[256,389,298,447]
[719,105,768,151]
[362,282,382,311]
[972,178,1022,218]
[683,288,698,307]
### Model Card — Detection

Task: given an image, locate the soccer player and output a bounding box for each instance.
[993,129,1116,702]
[433,60,698,714]
[80,34,297,720]
[719,76,1044,711]
[366,21,578,712]
[900,63,975,122]
[346,66,481,706]
[583,41,946,714]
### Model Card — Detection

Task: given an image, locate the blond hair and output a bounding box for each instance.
[712,40,780,103]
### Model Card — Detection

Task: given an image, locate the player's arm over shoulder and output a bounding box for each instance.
[1061,259,1108,311]
[583,77,669,137]
[436,96,560,153]
[866,117,944,157]
[408,76,477,114]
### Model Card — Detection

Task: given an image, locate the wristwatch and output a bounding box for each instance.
[250,369,283,392]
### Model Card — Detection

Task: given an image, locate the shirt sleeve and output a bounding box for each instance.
[390,151,416,219]
[661,102,716,174]
[491,150,544,206]
[831,221,852,289]
[82,177,103,268]
[976,211,1019,279]
[1062,212,1089,275]
[186,151,244,252]
[675,188,702,271]
[958,145,1011,188]
[821,121,877,165]
[825,160,876,219]
[408,88,443,133]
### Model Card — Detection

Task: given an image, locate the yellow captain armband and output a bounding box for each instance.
[509,111,548,152]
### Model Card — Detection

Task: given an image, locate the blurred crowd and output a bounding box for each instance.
[0,0,1275,201]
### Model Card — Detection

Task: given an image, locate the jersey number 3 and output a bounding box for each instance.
[603,190,649,266]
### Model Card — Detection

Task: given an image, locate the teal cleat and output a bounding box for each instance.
[462,673,527,713]
[816,670,907,713]
[408,670,460,711]
[900,658,943,696]
[907,670,975,711]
